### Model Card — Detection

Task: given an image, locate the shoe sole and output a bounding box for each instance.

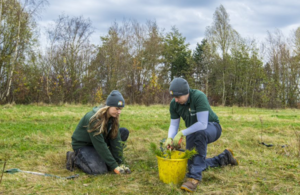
[227,148,234,156]
[66,151,75,171]
[226,148,239,165]
[181,185,195,193]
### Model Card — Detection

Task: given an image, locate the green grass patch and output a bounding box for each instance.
[0,105,300,194]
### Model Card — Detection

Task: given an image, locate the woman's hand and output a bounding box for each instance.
[114,165,131,174]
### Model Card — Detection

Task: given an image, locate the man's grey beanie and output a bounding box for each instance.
[169,78,189,97]
[106,90,125,107]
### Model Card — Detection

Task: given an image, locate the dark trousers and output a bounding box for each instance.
[74,127,129,175]
[186,122,222,181]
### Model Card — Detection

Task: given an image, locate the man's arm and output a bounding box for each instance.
[181,111,208,136]
[167,118,180,139]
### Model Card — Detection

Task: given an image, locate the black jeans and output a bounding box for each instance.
[74,127,129,175]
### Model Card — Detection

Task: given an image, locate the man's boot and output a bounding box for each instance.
[181,178,199,192]
[218,149,239,167]
[66,151,75,171]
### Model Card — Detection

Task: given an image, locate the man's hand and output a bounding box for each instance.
[164,137,173,149]
[114,165,131,174]
[173,131,183,146]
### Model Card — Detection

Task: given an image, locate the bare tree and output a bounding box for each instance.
[0,0,48,103]
[41,15,94,103]
[205,4,238,105]
[94,19,164,104]
[263,29,300,108]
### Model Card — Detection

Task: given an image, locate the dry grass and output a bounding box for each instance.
[0,105,300,194]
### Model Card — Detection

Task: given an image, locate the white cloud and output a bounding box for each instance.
[37,0,300,50]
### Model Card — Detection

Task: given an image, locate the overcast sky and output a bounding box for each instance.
[37,0,300,50]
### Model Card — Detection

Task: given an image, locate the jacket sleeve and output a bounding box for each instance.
[108,131,123,165]
[71,113,93,149]
[88,132,119,170]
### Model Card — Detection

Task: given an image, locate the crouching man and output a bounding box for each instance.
[164,78,238,192]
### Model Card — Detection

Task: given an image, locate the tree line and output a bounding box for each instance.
[1,1,300,108]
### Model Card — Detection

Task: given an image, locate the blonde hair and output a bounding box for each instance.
[87,106,119,139]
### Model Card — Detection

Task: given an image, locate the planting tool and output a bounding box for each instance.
[5,168,79,179]
[260,142,273,147]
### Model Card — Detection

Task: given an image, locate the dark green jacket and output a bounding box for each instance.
[71,106,123,170]
[170,89,219,128]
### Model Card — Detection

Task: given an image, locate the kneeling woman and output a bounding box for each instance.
[67,90,130,175]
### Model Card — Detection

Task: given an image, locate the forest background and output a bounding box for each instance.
[1,1,300,108]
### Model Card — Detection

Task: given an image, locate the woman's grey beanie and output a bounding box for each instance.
[169,78,189,97]
[106,90,125,107]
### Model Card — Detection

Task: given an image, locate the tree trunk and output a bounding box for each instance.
[222,71,226,106]
[6,15,21,101]
[205,64,209,96]
[0,0,2,29]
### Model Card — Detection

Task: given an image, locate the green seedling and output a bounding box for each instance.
[150,142,163,157]
[150,142,198,160]
[181,148,198,159]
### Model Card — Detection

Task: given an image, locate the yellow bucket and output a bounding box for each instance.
[156,150,188,184]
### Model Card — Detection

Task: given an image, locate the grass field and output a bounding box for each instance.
[0,104,300,195]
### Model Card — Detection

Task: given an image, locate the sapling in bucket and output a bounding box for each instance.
[150,140,197,184]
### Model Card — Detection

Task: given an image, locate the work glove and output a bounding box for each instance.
[114,166,125,174]
[114,165,131,174]
[120,164,131,174]
[173,131,184,146]
[164,137,173,149]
